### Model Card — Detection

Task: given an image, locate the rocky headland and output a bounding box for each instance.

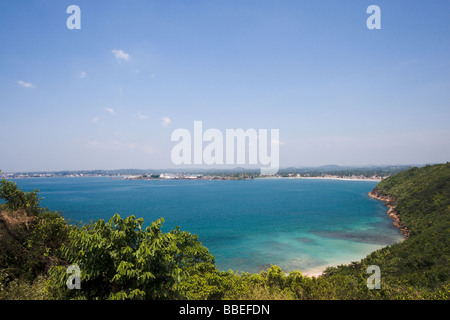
[368,188,410,238]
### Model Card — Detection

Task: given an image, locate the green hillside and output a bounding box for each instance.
[318,163,450,299]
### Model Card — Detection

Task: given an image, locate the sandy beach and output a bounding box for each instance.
[303,269,326,278]
[299,177,382,182]
[257,176,382,182]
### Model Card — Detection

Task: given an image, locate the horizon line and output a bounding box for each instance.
[1,163,441,174]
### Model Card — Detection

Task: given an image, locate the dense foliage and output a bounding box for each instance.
[358,163,450,294]
[0,178,69,299]
[1,163,449,300]
[48,215,216,300]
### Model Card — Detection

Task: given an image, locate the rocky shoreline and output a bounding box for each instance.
[368,188,410,238]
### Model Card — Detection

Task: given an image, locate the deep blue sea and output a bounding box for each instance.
[11,177,404,274]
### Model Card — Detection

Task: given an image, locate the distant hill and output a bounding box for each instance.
[317,164,342,170]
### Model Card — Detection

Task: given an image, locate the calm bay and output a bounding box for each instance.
[12,177,404,275]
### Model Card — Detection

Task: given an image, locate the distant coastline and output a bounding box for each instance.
[122,174,383,182]
[1,165,412,181]
[4,174,383,182]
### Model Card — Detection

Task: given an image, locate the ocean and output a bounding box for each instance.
[11,177,404,274]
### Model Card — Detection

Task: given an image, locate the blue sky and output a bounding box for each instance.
[1,0,449,171]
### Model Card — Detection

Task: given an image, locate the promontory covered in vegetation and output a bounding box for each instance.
[0,163,449,300]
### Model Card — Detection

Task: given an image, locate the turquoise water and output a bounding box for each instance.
[11,177,404,274]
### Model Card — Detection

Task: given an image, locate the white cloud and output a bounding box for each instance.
[92,117,99,123]
[105,107,115,115]
[162,117,172,127]
[112,49,130,61]
[17,80,35,88]
[137,112,148,120]
[79,71,87,79]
